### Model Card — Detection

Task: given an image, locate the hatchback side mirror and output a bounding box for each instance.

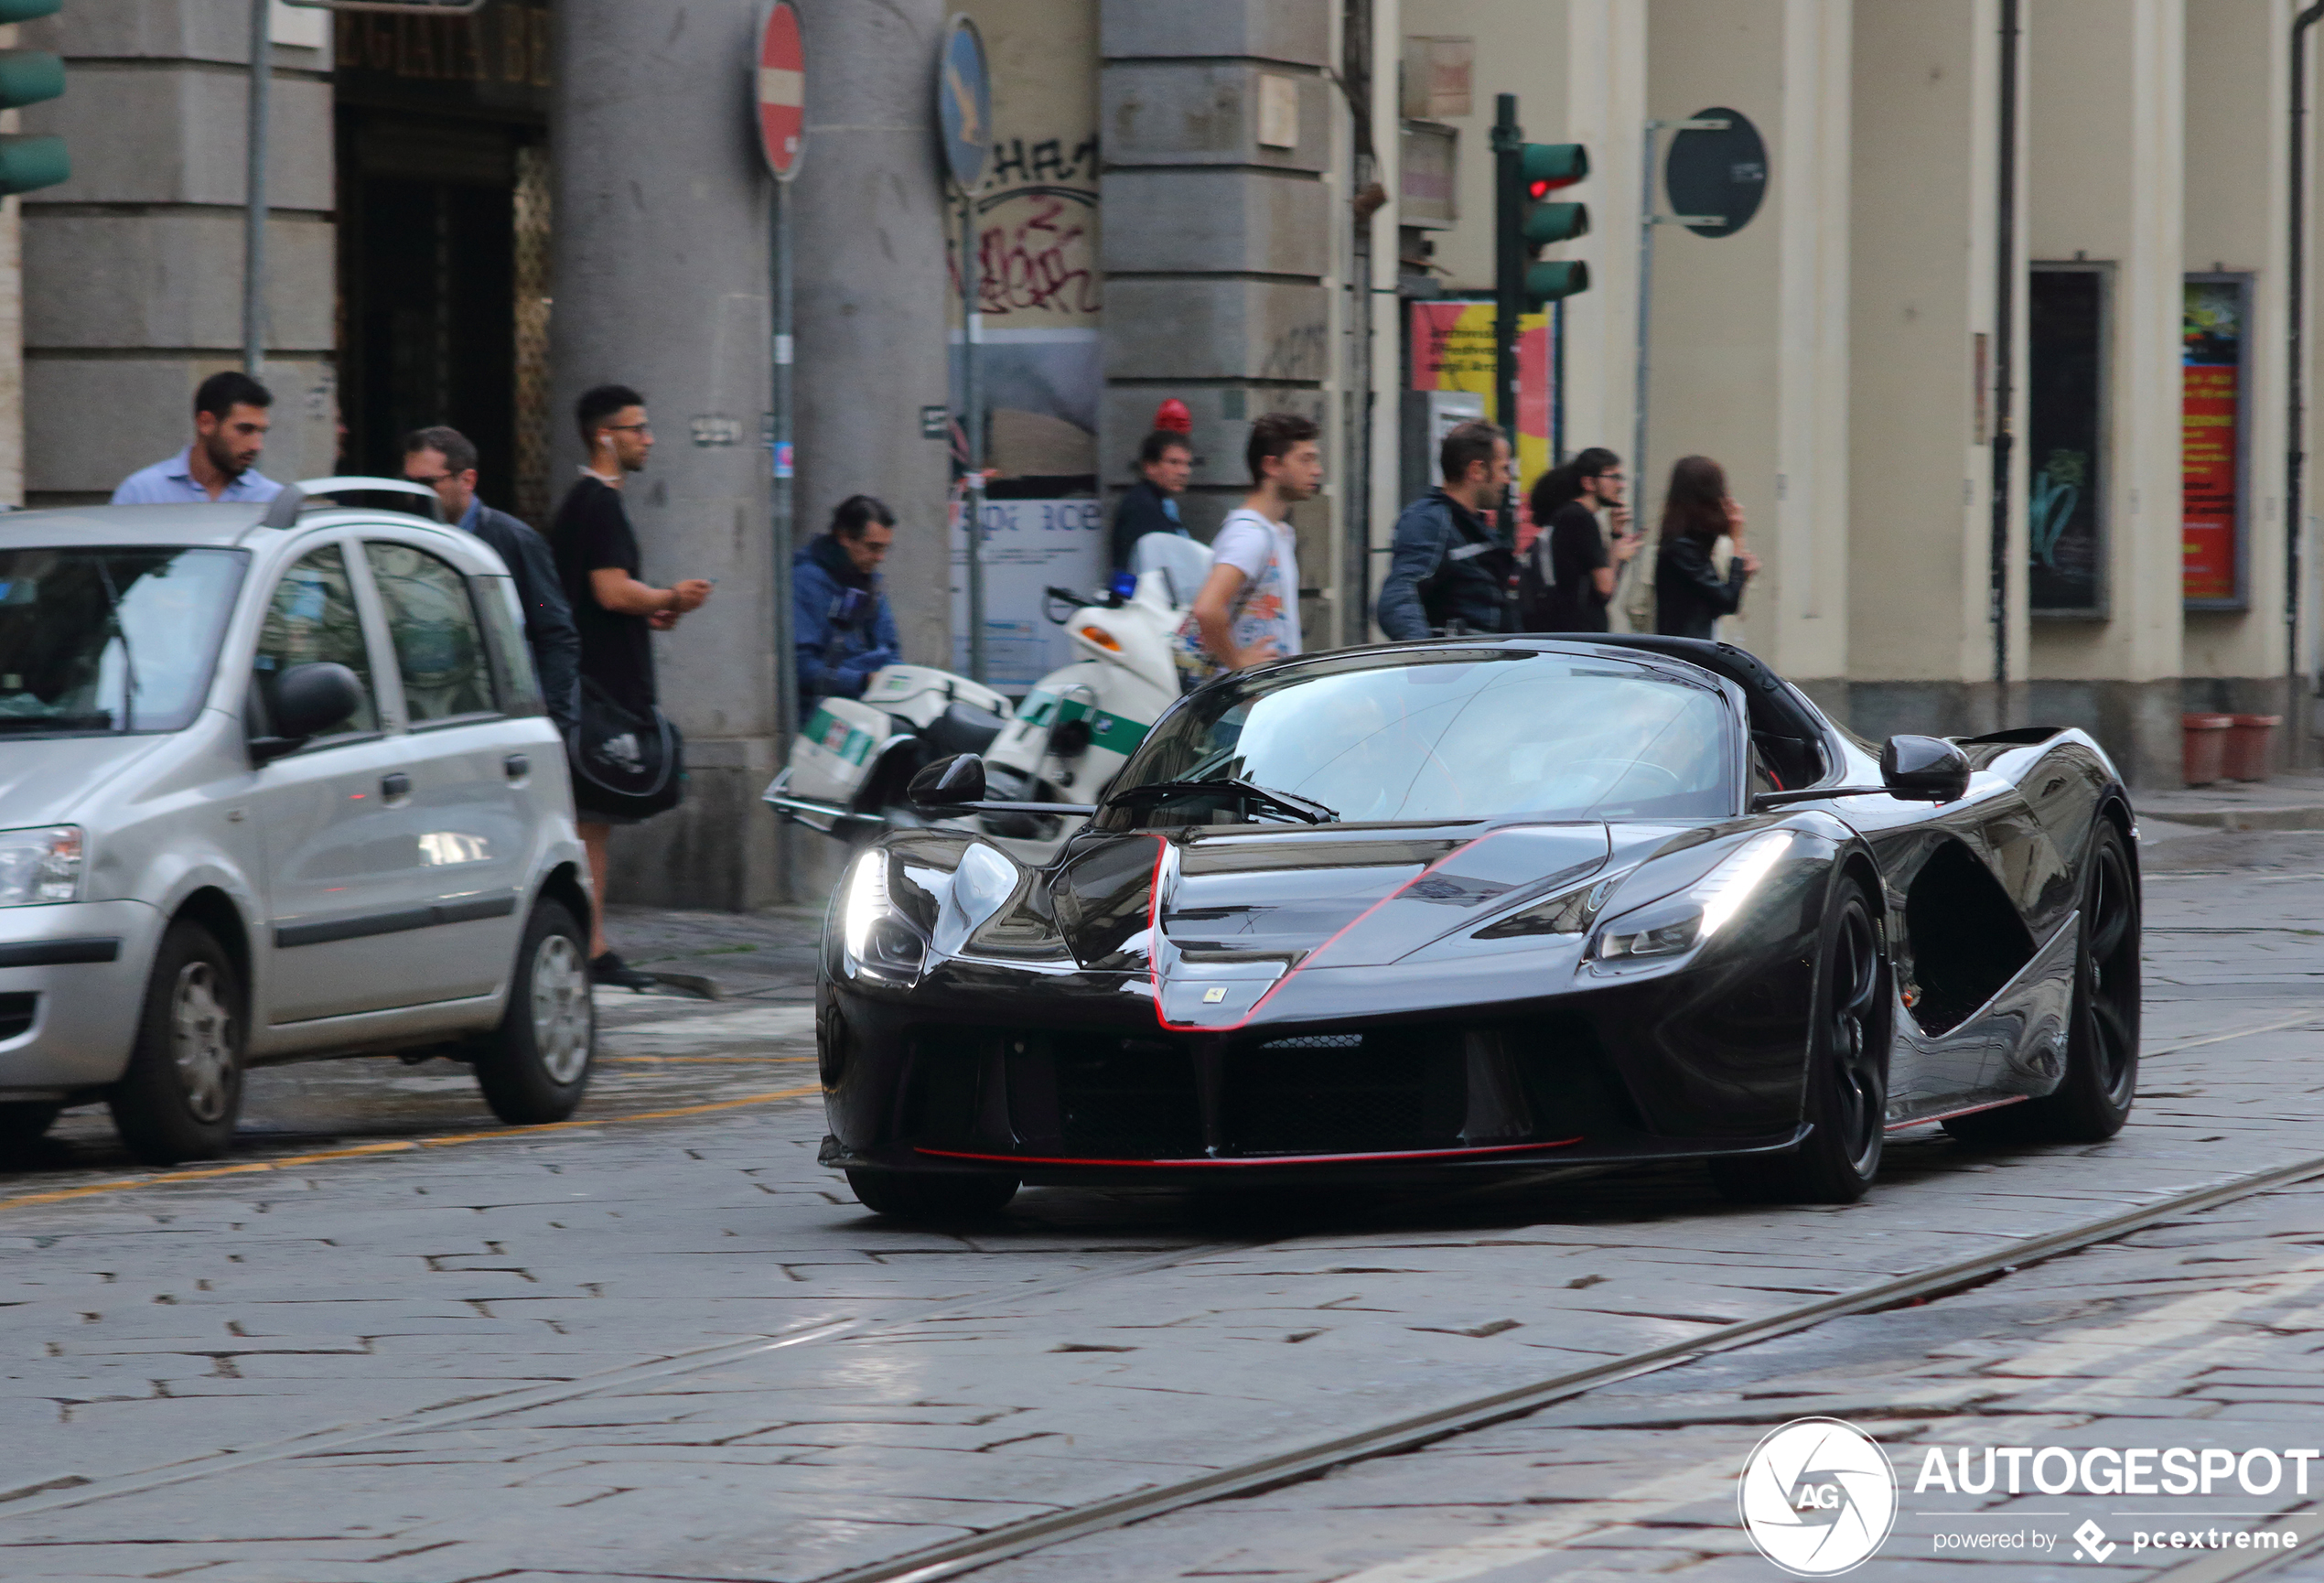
[250,662,363,764]
[909,752,986,811]
[1880,735,1972,802]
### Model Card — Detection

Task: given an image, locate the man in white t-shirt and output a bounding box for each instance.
[1175,411,1322,687]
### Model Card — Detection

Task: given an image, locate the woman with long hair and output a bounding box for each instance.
[1522,447,1637,631]
[1652,455,1759,639]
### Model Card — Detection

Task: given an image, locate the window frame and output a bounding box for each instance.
[248,533,391,756]
[359,534,506,734]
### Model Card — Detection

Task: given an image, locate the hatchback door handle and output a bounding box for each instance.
[503,753,530,781]
[380,772,412,800]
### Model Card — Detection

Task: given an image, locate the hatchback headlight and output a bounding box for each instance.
[0,825,83,906]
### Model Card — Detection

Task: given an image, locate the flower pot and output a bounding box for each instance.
[2182,713,2234,787]
[2224,714,2281,782]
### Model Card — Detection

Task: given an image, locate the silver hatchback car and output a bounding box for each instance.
[0,480,594,1164]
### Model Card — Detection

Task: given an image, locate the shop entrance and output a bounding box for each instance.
[333,2,552,523]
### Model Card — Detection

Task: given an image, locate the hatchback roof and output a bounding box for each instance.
[0,503,270,551]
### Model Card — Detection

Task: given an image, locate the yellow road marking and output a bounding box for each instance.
[0,1085,823,1214]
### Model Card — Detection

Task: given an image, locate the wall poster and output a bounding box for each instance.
[2028,264,2110,616]
[2182,274,2251,608]
[1408,301,1550,544]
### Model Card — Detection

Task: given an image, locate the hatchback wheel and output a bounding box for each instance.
[471,899,595,1125]
[109,920,244,1165]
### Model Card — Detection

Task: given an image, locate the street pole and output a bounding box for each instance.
[1490,96,1522,528]
[770,176,797,778]
[1631,119,1656,543]
[242,0,270,376]
[1989,0,2021,730]
[2287,1,2324,764]
[962,188,986,683]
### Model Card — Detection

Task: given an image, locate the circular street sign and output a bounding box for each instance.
[937,14,991,188]
[758,3,805,181]
[1665,106,1767,238]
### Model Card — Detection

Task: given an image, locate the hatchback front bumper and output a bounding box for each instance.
[0,899,162,1095]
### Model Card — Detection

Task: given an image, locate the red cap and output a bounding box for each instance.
[1153,397,1193,434]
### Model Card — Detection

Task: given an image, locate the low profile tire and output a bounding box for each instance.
[107,920,244,1166]
[471,900,596,1125]
[1711,885,1888,1206]
[1990,819,2140,1144]
[845,1168,1018,1220]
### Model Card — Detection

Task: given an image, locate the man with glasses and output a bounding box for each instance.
[401,425,579,737]
[551,384,714,990]
[1522,446,1638,633]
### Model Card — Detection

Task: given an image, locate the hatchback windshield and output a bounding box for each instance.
[1105,651,1738,826]
[0,547,248,735]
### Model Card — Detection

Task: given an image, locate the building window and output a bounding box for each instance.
[2028,264,2111,618]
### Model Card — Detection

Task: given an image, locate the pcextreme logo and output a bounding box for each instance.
[1738,1417,1899,1576]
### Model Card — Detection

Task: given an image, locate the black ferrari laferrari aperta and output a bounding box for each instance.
[813,636,2139,1214]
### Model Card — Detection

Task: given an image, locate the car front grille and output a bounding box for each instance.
[1047,1035,1201,1158]
[1222,1028,1466,1156]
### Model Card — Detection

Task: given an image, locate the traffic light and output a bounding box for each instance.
[0,0,67,199]
[1511,139,1590,307]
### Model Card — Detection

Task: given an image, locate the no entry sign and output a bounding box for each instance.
[758,3,805,181]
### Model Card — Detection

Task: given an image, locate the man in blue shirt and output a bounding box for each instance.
[113,372,284,504]
[401,425,582,737]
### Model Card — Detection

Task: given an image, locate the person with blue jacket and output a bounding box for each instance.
[794,494,903,711]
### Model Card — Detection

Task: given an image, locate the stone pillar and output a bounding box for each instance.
[1845,0,2023,743]
[791,0,952,671]
[20,0,336,504]
[1644,0,1851,700]
[552,0,779,910]
[1098,0,1334,566]
[2024,0,2186,787]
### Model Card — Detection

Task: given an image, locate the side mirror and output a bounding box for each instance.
[908,752,986,811]
[250,662,363,764]
[1880,735,1972,802]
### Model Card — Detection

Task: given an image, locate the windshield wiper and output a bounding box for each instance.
[1107,778,1338,825]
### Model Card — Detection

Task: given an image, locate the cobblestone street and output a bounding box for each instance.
[3,831,2323,1581]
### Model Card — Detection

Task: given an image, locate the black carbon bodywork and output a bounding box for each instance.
[814,636,2134,1186]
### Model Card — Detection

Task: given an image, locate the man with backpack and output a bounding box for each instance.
[1375,420,1515,641]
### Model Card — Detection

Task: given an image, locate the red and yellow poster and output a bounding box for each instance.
[1409,302,1551,540]
[2182,279,2243,605]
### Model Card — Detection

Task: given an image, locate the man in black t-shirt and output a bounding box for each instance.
[550,383,714,989]
[1524,447,1639,633]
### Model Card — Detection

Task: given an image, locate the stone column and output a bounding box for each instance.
[1644,0,1851,701]
[2024,0,2186,787]
[1845,0,2024,743]
[791,0,952,671]
[20,0,336,504]
[552,0,779,910]
[1098,0,1334,563]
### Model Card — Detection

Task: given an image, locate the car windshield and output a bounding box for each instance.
[0,547,248,736]
[1104,650,1739,826]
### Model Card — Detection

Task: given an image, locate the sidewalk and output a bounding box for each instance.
[2136,770,2324,833]
[598,900,825,1002]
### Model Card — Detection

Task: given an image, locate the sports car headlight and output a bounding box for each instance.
[1592,830,1793,964]
[0,826,83,907]
[840,851,926,979]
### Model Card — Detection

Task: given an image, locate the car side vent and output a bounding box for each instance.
[0,992,37,1042]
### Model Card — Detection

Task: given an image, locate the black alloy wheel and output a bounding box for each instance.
[846,1168,1019,1220]
[1711,886,1888,1205]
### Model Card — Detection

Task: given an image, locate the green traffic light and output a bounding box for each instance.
[0,0,59,20]
[0,134,68,196]
[1524,259,1590,307]
[0,49,65,110]
[1522,200,1588,246]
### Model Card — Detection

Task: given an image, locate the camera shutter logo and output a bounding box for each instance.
[1738,1417,1898,1576]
